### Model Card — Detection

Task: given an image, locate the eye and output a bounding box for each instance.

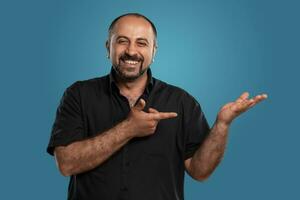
[137,42,147,47]
[117,39,128,44]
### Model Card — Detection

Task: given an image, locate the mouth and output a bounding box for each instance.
[124,59,139,65]
[120,58,141,67]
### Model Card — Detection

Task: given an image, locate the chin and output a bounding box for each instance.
[122,73,142,81]
[113,64,148,81]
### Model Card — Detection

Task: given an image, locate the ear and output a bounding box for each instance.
[105,40,110,58]
[152,44,157,58]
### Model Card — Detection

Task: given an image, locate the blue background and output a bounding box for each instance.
[1,0,299,199]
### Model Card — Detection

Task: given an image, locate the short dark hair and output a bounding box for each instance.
[108,13,157,45]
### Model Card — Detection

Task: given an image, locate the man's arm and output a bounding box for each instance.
[184,121,229,181]
[54,119,133,176]
[185,92,267,181]
[54,99,177,176]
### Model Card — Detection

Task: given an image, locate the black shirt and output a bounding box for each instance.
[47,68,210,200]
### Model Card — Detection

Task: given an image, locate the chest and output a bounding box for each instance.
[81,90,184,158]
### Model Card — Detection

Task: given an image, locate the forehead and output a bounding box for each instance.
[111,16,155,40]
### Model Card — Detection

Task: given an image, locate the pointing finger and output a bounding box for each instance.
[151,112,178,120]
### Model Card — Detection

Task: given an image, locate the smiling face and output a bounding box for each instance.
[106,15,157,82]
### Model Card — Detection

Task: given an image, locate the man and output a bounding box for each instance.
[47,13,267,200]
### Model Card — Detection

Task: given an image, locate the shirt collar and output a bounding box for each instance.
[109,67,154,95]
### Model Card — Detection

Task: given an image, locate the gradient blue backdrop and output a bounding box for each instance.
[1,0,299,199]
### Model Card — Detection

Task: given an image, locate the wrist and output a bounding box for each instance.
[216,114,232,126]
[119,118,135,140]
[215,119,230,131]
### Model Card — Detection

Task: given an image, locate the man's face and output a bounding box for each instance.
[106,16,157,81]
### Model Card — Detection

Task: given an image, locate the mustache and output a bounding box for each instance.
[120,53,143,62]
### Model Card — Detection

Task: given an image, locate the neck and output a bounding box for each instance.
[115,71,149,96]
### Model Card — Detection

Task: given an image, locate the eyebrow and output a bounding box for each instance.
[116,36,129,41]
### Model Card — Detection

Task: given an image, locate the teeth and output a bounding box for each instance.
[124,60,138,65]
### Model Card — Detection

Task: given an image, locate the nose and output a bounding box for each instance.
[125,43,138,56]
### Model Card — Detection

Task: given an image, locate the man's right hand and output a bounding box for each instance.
[54,98,177,176]
[126,99,178,138]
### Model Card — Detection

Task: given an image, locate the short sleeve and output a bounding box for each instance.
[47,82,85,156]
[183,94,210,160]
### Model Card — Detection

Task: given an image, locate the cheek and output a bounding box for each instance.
[111,45,124,57]
[111,51,122,63]
[142,49,154,61]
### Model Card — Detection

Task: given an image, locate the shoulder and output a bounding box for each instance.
[153,77,205,116]
[154,77,198,103]
[66,74,109,94]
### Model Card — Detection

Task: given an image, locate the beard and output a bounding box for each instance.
[112,53,150,82]
[113,63,149,82]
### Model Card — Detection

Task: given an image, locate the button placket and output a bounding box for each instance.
[120,145,130,193]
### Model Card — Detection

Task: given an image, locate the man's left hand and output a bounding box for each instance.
[216,92,268,126]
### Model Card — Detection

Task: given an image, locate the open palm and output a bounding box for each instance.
[217,92,267,125]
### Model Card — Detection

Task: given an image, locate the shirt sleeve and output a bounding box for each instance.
[47,82,85,156]
[183,93,210,160]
